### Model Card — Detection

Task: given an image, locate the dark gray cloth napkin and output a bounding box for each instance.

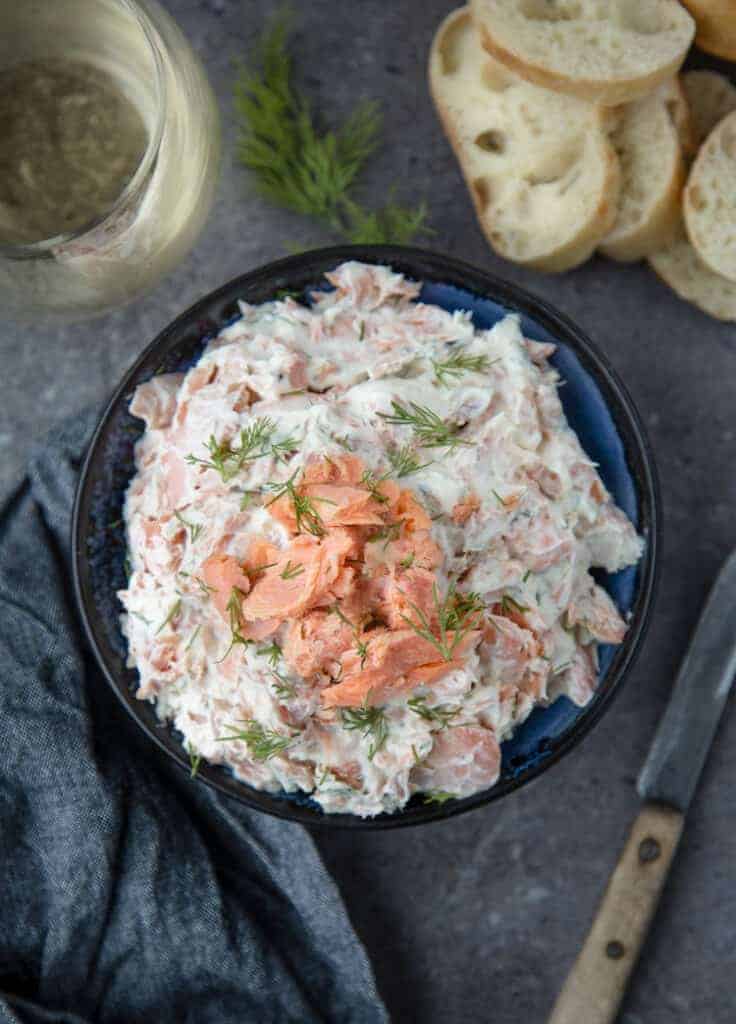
[0,411,388,1024]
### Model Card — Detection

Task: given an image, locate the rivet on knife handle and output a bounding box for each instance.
[547,802,684,1024]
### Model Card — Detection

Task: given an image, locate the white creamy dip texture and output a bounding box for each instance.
[119,261,643,816]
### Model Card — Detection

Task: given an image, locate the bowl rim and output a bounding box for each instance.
[72,243,661,830]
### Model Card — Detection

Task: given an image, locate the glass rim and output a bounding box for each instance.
[0,0,168,259]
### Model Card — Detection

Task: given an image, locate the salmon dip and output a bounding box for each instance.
[119,261,643,817]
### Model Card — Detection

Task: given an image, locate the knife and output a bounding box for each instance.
[548,550,736,1024]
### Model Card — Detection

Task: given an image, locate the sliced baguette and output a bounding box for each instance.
[470,0,695,105]
[650,221,736,321]
[659,76,696,156]
[429,8,620,272]
[683,110,736,282]
[681,0,736,61]
[682,70,736,149]
[599,82,686,261]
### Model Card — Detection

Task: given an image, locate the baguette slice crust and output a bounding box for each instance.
[683,110,736,282]
[682,69,736,150]
[429,8,620,272]
[470,0,695,105]
[600,82,685,261]
[681,0,736,61]
[650,221,736,321]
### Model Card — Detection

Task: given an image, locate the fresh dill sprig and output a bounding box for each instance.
[174,509,203,543]
[400,583,484,661]
[216,719,292,761]
[257,641,283,667]
[360,468,389,504]
[233,9,429,244]
[522,568,532,583]
[332,603,369,668]
[341,705,388,760]
[185,625,201,651]
[407,696,461,728]
[280,560,304,580]
[218,587,252,661]
[366,522,402,548]
[378,401,471,452]
[186,418,298,482]
[155,599,182,635]
[432,348,491,387]
[423,790,456,805]
[399,551,416,570]
[129,610,152,626]
[334,435,354,451]
[500,594,529,616]
[386,444,431,478]
[186,742,201,779]
[271,670,296,700]
[265,470,327,536]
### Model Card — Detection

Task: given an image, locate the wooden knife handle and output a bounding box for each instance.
[548,802,684,1024]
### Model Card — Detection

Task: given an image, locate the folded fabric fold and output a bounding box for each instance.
[0,411,387,1024]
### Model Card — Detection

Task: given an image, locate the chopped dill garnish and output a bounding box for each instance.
[257,641,282,667]
[280,560,304,580]
[359,320,366,340]
[155,599,182,635]
[553,661,572,675]
[432,348,490,386]
[218,587,252,661]
[411,744,422,765]
[500,594,529,616]
[332,603,369,667]
[334,435,354,451]
[174,509,203,543]
[366,522,402,548]
[378,401,471,451]
[492,489,506,507]
[341,705,388,760]
[360,468,389,503]
[129,610,152,626]
[107,518,123,531]
[247,561,278,579]
[186,417,298,482]
[216,719,292,761]
[274,287,303,301]
[271,670,296,700]
[522,569,532,583]
[386,444,431,478]
[240,491,259,510]
[193,575,215,597]
[123,554,132,579]
[265,470,327,536]
[283,388,306,397]
[233,10,430,244]
[400,583,484,661]
[408,696,461,728]
[186,742,201,779]
[185,625,201,651]
[423,790,456,805]
[399,551,415,570]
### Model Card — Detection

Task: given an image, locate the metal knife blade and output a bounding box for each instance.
[638,548,736,813]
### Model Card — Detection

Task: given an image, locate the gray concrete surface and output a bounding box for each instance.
[2,2,736,1021]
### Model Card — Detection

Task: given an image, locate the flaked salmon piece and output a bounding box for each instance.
[303,483,386,527]
[561,646,598,706]
[284,611,355,677]
[483,614,539,685]
[410,726,501,798]
[129,373,184,429]
[201,554,251,619]
[395,489,432,532]
[161,450,189,508]
[302,453,365,486]
[242,531,352,622]
[452,493,481,524]
[331,761,363,789]
[376,566,437,630]
[363,531,443,573]
[405,659,467,687]
[322,628,481,707]
[566,583,627,644]
[243,536,282,574]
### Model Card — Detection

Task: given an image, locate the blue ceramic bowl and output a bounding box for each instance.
[72,246,660,829]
